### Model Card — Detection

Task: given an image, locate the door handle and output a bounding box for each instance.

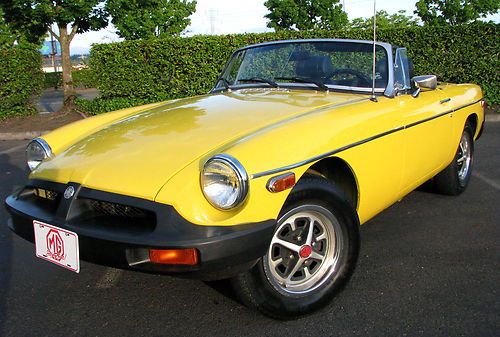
[440,98,451,104]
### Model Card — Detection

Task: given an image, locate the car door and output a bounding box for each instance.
[398,89,454,193]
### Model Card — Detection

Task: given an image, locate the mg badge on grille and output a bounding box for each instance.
[64,186,75,199]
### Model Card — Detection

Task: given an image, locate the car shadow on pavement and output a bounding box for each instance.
[204,279,242,304]
[0,153,24,333]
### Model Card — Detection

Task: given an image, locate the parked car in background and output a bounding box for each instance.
[6,39,485,319]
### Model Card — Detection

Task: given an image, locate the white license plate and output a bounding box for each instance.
[33,220,80,273]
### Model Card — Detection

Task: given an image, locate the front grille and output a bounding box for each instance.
[88,199,147,218]
[18,183,157,234]
[72,198,157,233]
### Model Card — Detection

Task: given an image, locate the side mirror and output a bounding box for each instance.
[411,75,437,97]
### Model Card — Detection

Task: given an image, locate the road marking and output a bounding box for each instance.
[96,268,123,289]
[0,143,26,155]
[473,171,500,190]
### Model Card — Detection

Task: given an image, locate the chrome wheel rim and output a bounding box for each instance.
[457,132,472,183]
[263,205,344,295]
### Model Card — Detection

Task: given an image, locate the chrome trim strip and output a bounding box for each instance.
[251,98,482,179]
[252,126,403,179]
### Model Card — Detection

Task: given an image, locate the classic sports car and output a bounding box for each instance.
[6,39,485,319]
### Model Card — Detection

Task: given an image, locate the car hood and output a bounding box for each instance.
[33,89,365,200]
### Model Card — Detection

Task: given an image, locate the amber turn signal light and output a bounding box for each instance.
[149,248,199,265]
[267,172,296,193]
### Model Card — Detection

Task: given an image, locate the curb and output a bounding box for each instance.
[485,114,500,122]
[0,131,50,141]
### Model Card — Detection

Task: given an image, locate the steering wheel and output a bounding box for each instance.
[327,68,371,87]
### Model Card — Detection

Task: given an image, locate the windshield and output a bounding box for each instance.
[217,41,388,92]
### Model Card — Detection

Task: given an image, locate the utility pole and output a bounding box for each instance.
[50,29,58,89]
[208,9,216,35]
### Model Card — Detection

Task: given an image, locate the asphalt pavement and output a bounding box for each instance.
[37,88,100,113]
[0,124,498,337]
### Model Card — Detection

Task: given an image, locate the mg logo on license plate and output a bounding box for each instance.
[33,221,80,273]
[46,229,65,261]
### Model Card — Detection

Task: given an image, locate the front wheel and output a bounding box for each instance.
[231,175,360,319]
[434,124,474,195]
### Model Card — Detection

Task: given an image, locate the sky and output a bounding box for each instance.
[69,0,498,55]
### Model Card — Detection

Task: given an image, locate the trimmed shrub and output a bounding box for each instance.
[86,23,499,114]
[44,69,96,89]
[0,44,44,119]
[75,96,157,115]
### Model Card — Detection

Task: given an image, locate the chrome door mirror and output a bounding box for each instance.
[411,75,437,97]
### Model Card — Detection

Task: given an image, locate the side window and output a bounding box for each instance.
[394,48,411,92]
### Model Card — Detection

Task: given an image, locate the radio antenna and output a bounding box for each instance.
[370,0,378,102]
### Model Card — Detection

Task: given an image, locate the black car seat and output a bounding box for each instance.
[295,56,334,80]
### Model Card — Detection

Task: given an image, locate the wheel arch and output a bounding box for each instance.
[300,157,359,210]
[465,113,479,139]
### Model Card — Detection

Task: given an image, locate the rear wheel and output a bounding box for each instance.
[231,175,359,319]
[434,124,474,195]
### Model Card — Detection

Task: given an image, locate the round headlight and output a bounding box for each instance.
[26,138,52,171]
[201,154,249,210]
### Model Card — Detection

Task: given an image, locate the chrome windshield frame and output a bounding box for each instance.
[210,39,396,98]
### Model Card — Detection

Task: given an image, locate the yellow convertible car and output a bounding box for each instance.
[6,39,485,318]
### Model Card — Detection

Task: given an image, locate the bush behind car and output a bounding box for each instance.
[82,23,498,114]
[0,44,44,119]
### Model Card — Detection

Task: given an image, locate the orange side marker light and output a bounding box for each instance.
[266,172,296,193]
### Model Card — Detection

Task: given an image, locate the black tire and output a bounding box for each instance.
[231,175,360,319]
[434,123,474,195]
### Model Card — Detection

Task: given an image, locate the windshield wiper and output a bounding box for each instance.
[237,77,278,88]
[275,76,329,91]
[216,76,232,90]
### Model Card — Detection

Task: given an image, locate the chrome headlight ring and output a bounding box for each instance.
[201,154,249,210]
[26,138,52,171]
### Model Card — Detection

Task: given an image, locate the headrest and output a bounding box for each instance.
[296,56,334,79]
[375,59,388,88]
[375,59,388,80]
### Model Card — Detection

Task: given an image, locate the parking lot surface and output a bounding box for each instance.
[0,124,498,337]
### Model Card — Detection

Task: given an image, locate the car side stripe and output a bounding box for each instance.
[251,98,482,179]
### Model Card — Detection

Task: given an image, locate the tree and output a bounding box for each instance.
[0,0,108,110]
[415,0,499,25]
[0,9,16,47]
[351,10,419,29]
[264,0,348,31]
[107,0,197,40]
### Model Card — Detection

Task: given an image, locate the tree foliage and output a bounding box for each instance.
[0,0,108,108]
[415,0,499,25]
[264,0,348,30]
[106,0,197,40]
[351,10,419,29]
[0,0,108,42]
[0,8,17,47]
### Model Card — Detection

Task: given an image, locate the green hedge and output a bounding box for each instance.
[0,44,44,119]
[85,24,499,114]
[44,69,96,89]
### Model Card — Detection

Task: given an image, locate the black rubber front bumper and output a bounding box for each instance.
[5,179,276,280]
